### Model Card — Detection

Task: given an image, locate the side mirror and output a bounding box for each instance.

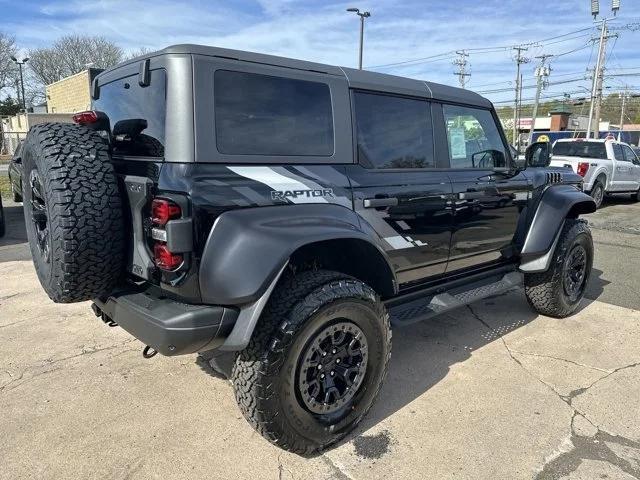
[525,141,551,168]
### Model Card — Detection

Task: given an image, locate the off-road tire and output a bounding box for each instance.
[231,270,391,454]
[0,194,5,238]
[22,123,125,303]
[524,219,593,318]
[590,178,605,209]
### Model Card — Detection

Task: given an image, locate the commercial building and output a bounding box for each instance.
[45,68,102,113]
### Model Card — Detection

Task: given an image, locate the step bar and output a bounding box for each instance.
[387,271,523,327]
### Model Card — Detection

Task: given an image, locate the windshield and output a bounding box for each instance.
[552,141,607,159]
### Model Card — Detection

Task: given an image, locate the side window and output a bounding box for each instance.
[353,91,434,169]
[622,145,638,164]
[443,104,507,169]
[214,70,334,156]
[613,143,625,161]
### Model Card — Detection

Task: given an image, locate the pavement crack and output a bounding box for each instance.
[507,350,611,374]
[0,339,138,394]
[536,411,640,479]
[0,319,27,329]
[565,361,640,404]
[467,304,640,479]
[466,304,597,423]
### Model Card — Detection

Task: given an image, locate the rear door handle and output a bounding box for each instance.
[363,197,399,208]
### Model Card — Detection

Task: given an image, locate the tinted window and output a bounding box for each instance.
[443,104,507,168]
[93,69,166,157]
[552,141,607,159]
[214,70,333,156]
[354,92,434,169]
[622,145,638,163]
[613,143,625,161]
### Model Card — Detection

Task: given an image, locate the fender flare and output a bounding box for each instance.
[519,185,595,272]
[199,203,396,306]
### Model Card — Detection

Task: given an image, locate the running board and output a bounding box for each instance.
[388,271,523,327]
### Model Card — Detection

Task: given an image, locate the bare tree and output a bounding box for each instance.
[0,32,18,92]
[28,35,123,85]
[124,47,155,61]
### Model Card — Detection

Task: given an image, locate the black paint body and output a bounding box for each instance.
[96,45,593,310]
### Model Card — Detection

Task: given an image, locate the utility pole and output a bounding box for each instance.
[512,46,530,150]
[587,1,622,138]
[589,20,611,139]
[453,50,471,89]
[618,88,627,141]
[346,8,371,70]
[528,55,552,146]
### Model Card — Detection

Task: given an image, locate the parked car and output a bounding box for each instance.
[549,138,640,208]
[19,44,596,454]
[8,140,23,202]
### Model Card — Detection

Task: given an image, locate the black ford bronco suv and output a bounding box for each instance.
[20,45,596,454]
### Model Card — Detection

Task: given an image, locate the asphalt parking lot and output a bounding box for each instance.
[2,188,640,480]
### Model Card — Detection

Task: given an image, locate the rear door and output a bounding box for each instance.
[610,143,631,191]
[438,103,531,272]
[346,91,453,285]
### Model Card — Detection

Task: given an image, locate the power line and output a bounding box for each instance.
[368,26,596,70]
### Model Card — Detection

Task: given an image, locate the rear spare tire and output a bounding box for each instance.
[22,123,125,303]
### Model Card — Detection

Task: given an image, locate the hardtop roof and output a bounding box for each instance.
[106,43,493,109]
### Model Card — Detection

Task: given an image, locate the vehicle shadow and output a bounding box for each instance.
[0,203,31,262]
[196,288,559,456]
[194,270,608,456]
[584,267,609,304]
[598,195,636,210]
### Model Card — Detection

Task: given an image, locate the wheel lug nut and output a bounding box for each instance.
[322,352,326,357]
[332,349,336,354]
[330,371,335,376]
[336,359,341,364]
[320,373,325,379]
[317,365,322,370]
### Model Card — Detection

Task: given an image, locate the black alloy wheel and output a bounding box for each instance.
[297,321,368,415]
[563,244,588,302]
[29,169,50,263]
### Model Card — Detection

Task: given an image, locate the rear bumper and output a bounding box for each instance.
[92,287,239,356]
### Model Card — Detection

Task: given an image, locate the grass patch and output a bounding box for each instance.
[0,174,12,199]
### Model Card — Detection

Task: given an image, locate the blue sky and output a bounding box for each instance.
[2,0,639,103]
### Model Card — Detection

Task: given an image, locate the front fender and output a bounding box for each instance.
[199,204,395,305]
[519,185,595,271]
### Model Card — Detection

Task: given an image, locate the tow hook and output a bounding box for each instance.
[142,346,158,359]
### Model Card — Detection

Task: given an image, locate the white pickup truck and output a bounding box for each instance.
[549,138,640,208]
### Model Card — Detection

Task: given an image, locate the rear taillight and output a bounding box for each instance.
[577,162,590,177]
[151,198,181,226]
[150,197,185,271]
[153,244,183,271]
[72,110,99,125]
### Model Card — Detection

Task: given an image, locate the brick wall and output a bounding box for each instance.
[46,70,92,113]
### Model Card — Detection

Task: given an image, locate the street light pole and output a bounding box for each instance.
[10,56,29,111]
[347,8,371,70]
